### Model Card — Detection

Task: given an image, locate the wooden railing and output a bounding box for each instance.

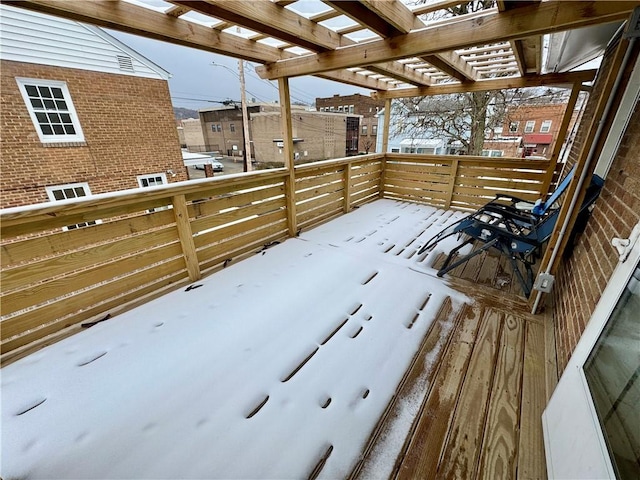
[383,154,552,211]
[0,153,551,362]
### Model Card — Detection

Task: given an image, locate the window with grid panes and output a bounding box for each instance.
[17,78,84,143]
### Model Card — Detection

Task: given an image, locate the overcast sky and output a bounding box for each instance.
[109,30,371,111]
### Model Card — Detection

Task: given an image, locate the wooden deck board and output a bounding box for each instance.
[395,303,483,480]
[352,297,461,480]
[356,291,547,480]
[477,314,525,480]
[517,320,547,479]
[436,307,504,480]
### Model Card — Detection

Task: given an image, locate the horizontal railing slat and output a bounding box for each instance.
[0,152,554,360]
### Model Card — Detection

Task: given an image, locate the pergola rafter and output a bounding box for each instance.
[5,0,637,95]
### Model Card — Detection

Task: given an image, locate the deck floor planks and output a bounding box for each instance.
[517,320,547,479]
[435,307,504,480]
[352,296,461,479]
[394,302,483,480]
[477,313,525,480]
[476,251,501,287]
[459,245,485,283]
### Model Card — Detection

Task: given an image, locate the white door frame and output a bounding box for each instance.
[543,222,640,479]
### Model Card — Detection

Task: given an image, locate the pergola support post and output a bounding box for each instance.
[278,77,298,237]
[539,82,583,196]
[379,98,392,198]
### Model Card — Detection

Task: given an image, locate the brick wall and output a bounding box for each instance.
[251,112,348,163]
[552,41,640,373]
[1,60,186,208]
[181,118,206,152]
[316,93,384,153]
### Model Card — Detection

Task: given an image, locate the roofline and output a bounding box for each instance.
[81,23,171,80]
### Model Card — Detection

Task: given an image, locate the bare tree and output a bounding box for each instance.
[392,1,569,155]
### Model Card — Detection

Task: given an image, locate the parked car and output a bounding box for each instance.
[195,158,224,172]
[211,158,224,172]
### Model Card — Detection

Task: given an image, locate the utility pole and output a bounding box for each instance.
[238,60,253,172]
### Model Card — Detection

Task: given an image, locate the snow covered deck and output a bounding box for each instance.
[1,199,548,479]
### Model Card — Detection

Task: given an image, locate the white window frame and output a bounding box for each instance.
[138,173,169,212]
[509,121,519,133]
[540,120,552,133]
[45,182,99,230]
[16,78,85,144]
[137,173,167,189]
[524,120,536,133]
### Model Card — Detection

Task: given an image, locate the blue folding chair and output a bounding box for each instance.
[420,170,603,296]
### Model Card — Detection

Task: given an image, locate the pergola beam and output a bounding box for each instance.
[420,51,477,82]
[256,1,635,79]
[326,0,475,82]
[497,0,542,75]
[170,0,342,53]
[371,70,597,99]
[172,0,430,86]
[4,0,388,91]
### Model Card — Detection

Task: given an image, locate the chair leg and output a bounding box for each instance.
[438,237,498,277]
[502,247,533,297]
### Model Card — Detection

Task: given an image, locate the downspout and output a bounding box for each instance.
[531,35,637,314]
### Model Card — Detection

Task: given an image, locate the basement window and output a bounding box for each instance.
[45,182,99,230]
[16,78,85,144]
[138,173,169,212]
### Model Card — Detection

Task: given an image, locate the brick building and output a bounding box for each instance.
[198,103,285,159]
[316,93,385,153]
[187,104,357,164]
[180,118,206,152]
[0,5,185,208]
[484,102,577,158]
[251,110,351,164]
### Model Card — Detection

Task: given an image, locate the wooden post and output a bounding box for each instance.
[238,59,253,172]
[172,194,200,281]
[343,162,353,213]
[278,77,297,237]
[538,37,633,285]
[445,158,459,209]
[379,98,392,198]
[539,82,582,196]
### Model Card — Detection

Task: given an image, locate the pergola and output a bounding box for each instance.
[6,1,634,92]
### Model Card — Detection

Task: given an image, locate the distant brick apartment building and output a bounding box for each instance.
[316,93,385,153]
[0,5,185,209]
[251,110,352,163]
[182,104,358,163]
[197,103,284,158]
[483,102,577,158]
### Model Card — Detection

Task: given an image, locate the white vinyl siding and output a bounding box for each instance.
[17,78,85,143]
[0,5,169,80]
